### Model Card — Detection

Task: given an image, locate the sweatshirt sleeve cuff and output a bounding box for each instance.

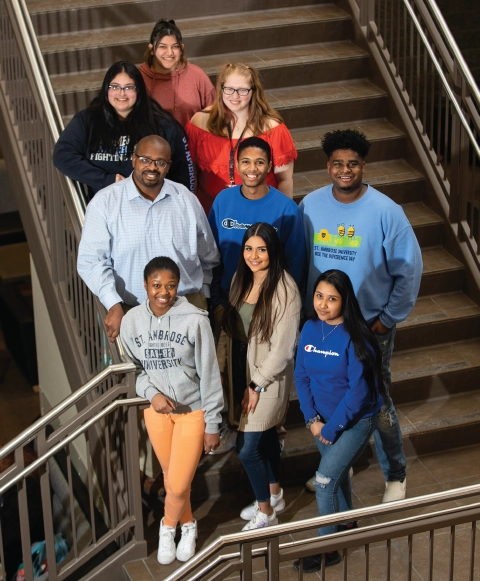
[379,313,396,329]
[205,422,220,434]
[321,423,338,443]
[144,386,160,402]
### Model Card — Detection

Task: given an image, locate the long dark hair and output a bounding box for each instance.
[223,223,290,344]
[312,270,385,401]
[88,61,177,155]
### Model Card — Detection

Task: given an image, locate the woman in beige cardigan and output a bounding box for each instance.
[221,222,301,530]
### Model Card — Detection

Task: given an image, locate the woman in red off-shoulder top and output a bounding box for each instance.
[185,63,297,214]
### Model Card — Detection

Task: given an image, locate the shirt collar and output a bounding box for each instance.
[125,173,174,203]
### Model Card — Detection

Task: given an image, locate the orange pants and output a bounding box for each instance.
[144,407,205,527]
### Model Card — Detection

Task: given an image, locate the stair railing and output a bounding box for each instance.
[0,361,147,581]
[0,0,123,390]
[163,484,480,581]
[356,0,480,273]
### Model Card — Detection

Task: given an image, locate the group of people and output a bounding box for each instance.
[53,17,423,574]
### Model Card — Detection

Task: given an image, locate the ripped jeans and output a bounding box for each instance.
[314,414,378,537]
[371,324,407,482]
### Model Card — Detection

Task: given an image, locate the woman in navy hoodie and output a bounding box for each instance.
[53,61,193,200]
[293,269,384,573]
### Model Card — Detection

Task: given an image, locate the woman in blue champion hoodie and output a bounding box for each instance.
[293,269,384,573]
[120,256,223,566]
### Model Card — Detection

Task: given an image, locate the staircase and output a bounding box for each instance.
[24,0,480,490]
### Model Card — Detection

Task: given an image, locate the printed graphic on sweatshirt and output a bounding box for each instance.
[132,328,186,370]
[304,344,339,357]
[90,135,132,162]
[313,223,362,263]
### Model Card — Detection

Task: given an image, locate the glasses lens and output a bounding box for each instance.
[238,88,250,96]
[222,87,234,95]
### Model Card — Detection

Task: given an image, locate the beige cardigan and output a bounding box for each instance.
[217,273,301,432]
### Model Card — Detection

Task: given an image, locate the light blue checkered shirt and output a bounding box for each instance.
[77,174,220,310]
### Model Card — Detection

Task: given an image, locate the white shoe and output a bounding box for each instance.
[176,520,197,562]
[240,489,286,520]
[242,508,278,531]
[209,427,236,455]
[382,479,406,503]
[306,467,354,492]
[157,518,176,565]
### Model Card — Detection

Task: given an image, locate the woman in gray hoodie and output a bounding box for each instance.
[120,256,223,566]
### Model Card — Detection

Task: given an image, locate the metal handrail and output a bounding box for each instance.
[400,0,480,157]
[9,0,87,223]
[165,484,480,581]
[424,0,480,108]
[0,361,136,460]
[0,396,145,495]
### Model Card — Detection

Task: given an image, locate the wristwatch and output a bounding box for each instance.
[249,381,265,393]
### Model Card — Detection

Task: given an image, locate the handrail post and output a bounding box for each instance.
[125,371,145,544]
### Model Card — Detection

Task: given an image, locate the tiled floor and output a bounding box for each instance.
[125,443,480,580]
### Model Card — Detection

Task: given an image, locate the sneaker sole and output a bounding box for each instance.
[240,498,286,521]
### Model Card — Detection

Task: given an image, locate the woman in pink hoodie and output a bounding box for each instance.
[139,19,216,127]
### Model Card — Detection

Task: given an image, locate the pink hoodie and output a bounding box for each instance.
[139,62,216,127]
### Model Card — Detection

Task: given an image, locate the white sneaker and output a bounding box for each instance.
[157,518,176,565]
[209,427,236,455]
[176,520,197,562]
[240,489,286,520]
[242,508,278,531]
[306,467,354,492]
[382,479,406,503]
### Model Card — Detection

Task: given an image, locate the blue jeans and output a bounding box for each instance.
[372,325,407,482]
[237,427,281,503]
[314,415,378,536]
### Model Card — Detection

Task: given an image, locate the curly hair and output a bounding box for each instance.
[322,129,371,160]
[207,63,283,137]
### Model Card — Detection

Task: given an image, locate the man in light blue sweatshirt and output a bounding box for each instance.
[300,129,422,503]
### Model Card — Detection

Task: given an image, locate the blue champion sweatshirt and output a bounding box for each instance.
[208,185,306,308]
[294,319,382,443]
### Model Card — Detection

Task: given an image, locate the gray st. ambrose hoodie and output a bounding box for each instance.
[120,296,223,433]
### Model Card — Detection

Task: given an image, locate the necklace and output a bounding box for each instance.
[321,321,339,342]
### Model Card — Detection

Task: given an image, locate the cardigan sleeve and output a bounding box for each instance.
[250,276,301,388]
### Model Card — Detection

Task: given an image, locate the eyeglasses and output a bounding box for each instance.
[108,85,137,94]
[134,154,169,169]
[222,86,253,97]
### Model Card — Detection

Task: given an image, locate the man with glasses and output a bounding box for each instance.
[77,135,220,343]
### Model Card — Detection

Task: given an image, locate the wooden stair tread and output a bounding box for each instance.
[38,4,350,52]
[391,338,480,382]
[291,118,404,150]
[50,40,367,95]
[420,246,464,274]
[399,292,480,328]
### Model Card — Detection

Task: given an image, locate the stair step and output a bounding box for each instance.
[0,212,26,246]
[29,0,336,33]
[419,246,464,295]
[395,291,480,350]
[39,4,352,75]
[403,202,444,247]
[292,118,406,169]
[293,158,423,202]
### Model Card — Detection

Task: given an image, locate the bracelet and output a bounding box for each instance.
[306,415,323,429]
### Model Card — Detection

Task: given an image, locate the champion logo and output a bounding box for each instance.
[222,218,251,230]
[304,345,339,357]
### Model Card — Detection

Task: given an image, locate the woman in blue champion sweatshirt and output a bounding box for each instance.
[293,269,384,573]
